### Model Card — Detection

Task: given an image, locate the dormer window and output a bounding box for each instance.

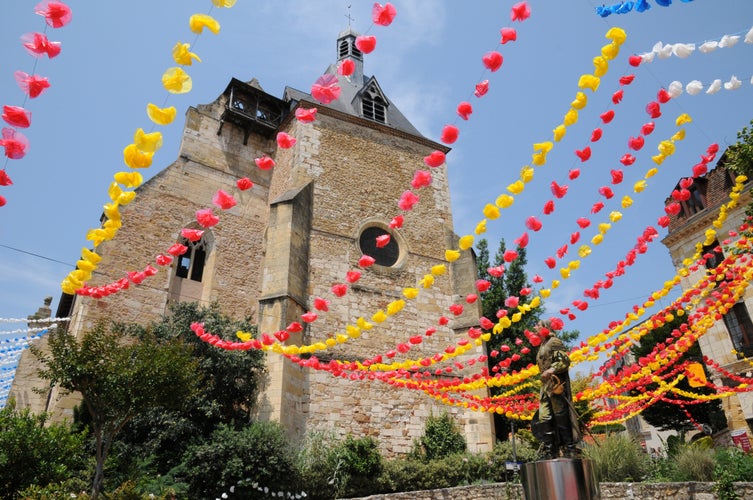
[361,83,387,124]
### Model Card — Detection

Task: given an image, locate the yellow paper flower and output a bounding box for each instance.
[553,124,566,142]
[578,74,600,92]
[114,171,143,188]
[621,196,633,208]
[431,264,447,276]
[645,167,658,178]
[172,42,202,66]
[189,13,221,35]
[592,233,604,245]
[633,180,647,193]
[601,42,619,60]
[458,235,474,250]
[147,103,177,126]
[81,247,102,265]
[520,165,534,183]
[372,310,387,323]
[605,27,627,46]
[403,288,419,299]
[609,211,622,222]
[162,67,192,94]
[387,300,405,315]
[652,154,665,165]
[560,268,571,279]
[496,194,514,208]
[103,203,121,222]
[592,56,609,77]
[672,129,686,142]
[507,180,525,195]
[123,144,154,169]
[483,204,500,220]
[532,153,546,166]
[356,317,373,330]
[134,128,163,153]
[563,108,579,126]
[675,113,692,126]
[658,140,675,156]
[571,91,588,110]
[578,245,591,258]
[445,249,460,262]
[212,0,237,6]
[421,274,435,288]
[598,223,611,234]
[475,220,487,235]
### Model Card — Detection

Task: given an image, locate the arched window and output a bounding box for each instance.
[361,84,387,124]
[176,237,207,282]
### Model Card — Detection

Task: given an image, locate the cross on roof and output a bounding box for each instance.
[345,4,354,27]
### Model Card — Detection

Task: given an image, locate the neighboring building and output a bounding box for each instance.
[11,29,494,456]
[661,153,753,446]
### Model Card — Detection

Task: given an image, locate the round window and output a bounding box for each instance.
[359,226,400,267]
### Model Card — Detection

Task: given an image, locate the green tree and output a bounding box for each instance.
[629,315,727,433]
[418,411,467,461]
[725,119,753,179]
[0,399,88,498]
[115,302,266,477]
[476,238,579,439]
[31,322,199,500]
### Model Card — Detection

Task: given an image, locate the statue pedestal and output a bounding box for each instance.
[520,458,599,500]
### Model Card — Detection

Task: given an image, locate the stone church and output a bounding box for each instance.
[11,29,494,455]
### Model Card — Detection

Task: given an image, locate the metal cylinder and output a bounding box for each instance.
[520,458,599,500]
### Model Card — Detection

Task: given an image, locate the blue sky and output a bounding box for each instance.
[1,0,753,383]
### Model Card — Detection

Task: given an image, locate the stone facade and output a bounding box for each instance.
[661,159,753,444]
[11,43,495,454]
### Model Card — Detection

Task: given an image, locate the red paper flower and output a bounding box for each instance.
[503,250,518,262]
[549,317,564,330]
[0,128,29,159]
[358,255,376,267]
[550,181,568,199]
[466,294,478,304]
[14,71,50,98]
[514,232,529,248]
[0,195,6,207]
[692,163,708,177]
[543,199,555,214]
[301,311,318,323]
[398,190,419,211]
[287,321,303,333]
[620,75,636,86]
[576,217,591,229]
[575,146,591,162]
[35,0,72,28]
[372,3,397,26]
[500,27,517,44]
[337,59,355,76]
[482,51,503,72]
[196,208,219,227]
[346,270,361,283]
[449,303,464,315]
[313,297,330,311]
[331,284,348,297]
[505,296,519,308]
[665,203,681,216]
[591,201,604,214]
[155,254,173,266]
[610,169,623,184]
[375,234,391,248]
[645,101,661,119]
[440,124,459,144]
[311,74,341,104]
[423,150,446,167]
[510,2,531,21]
[544,257,556,269]
[168,243,188,256]
[474,80,489,97]
[488,266,504,278]
[569,169,580,180]
[411,170,432,189]
[599,186,614,199]
[570,232,580,244]
[389,215,403,229]
[276,133,296,149]
[657,215,671,227]
[21,32,61,58]
[476,279,491,292]
[641,122,655,135]
[2,106,31,128]
[656,89,671,103]
[600,110,615,123]
[181,228,204,242]
[628,136,645,151]
[236,177,253,190]
[612,89,624,104]
[0,170,12,186]
[620,154,636,166]
[628,55,642,67]
[295,107,317,123]
[212,189,236,210]
[591,128,603,142]
[456,101,472,120]
[355,35,377,54]
[526,216,542,232]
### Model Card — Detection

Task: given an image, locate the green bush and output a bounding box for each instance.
[335,435,383,498]
[582,433,651,482]
[714,447,753,482]
[487,439,538,482]
[295,431,340,500]
[418,412,467,461]
[377,453,492,493]
[175,421,298,499]
[670,445,715,482]
[0,400,89,498]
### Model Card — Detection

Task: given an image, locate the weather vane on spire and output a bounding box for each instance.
[345,4,354,27]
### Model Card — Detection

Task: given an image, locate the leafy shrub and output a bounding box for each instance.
[714,447,753,482]
[0,400,89,498]
[582,433,651,482]
[335,435,383,498]
[296,431,341,500]
[487,439,538,482]
[176,421,298,499]
[418,412,467,461]
[670,445,715,482]
[377,453,492,493]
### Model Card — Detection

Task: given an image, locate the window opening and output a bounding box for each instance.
[175,237,207,282]
[359,226,399,267]
[725,302,753,358]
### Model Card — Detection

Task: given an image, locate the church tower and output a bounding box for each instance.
[18,29,494,455]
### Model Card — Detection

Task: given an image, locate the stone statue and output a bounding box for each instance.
[530,325,582,459]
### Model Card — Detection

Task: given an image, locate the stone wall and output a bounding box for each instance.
[348,482,753,500]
